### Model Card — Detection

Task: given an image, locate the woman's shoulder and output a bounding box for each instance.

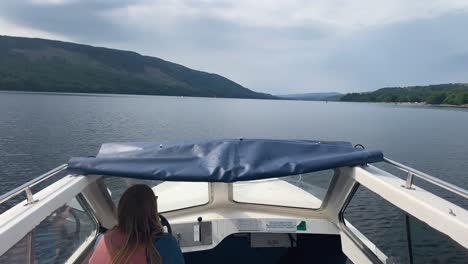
[154,233,179,246]
[154,233,185,264]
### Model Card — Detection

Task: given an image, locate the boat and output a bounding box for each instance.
[0,139,466,263]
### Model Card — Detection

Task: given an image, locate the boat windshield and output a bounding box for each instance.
[103,169,334,211]
[233,169,334,209]
[103,178,210,212]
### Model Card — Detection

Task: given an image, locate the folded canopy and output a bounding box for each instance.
[67,139,383,182]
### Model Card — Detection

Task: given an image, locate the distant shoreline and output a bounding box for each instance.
[2,90,468,109]
[273,97,468,109]
[384,101,468,109]
[341,101,468,109]
[0,90,280,101]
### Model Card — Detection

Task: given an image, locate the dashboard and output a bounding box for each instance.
[169,217,339,252]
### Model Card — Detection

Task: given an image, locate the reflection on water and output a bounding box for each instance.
[0,197,97,263]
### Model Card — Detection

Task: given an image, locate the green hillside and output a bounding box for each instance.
[341,84,468,105]
[0,36,274,99]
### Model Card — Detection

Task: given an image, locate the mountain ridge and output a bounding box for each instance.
[0,35,275,99]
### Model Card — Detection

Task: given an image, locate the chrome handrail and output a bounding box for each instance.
[0,164,68,205]
[383,158,468,199]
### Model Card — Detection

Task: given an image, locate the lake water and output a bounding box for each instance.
[0,91,467,263]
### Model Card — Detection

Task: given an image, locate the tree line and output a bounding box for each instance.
[340,84,468,105]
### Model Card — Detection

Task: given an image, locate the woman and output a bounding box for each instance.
[89,184,184,264]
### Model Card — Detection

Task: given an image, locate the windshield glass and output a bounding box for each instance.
[233,170,334,209]
[103,177,209,212]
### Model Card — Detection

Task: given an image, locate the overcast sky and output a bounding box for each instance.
[1,0,468,94]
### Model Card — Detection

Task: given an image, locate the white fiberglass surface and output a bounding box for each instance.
[233,170,334,209]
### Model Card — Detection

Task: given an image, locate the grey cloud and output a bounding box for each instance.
[124,14,327,53]
[317,11,468,91]
[0,0,139,42]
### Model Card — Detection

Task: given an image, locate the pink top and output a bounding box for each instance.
[89,230,147,264]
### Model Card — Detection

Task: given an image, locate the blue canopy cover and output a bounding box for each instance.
[67,139,383,182]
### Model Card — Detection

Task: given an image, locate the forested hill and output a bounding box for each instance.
[0,36,275,99]
[340,84,468,105]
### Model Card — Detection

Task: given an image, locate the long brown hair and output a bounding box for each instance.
[111,184,164,264]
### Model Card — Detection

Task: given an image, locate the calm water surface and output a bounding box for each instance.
[0,91,467,262]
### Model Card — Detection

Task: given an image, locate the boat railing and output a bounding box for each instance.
[0,158,466,208]
[383,158,468,199]
[0,164,68,206]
